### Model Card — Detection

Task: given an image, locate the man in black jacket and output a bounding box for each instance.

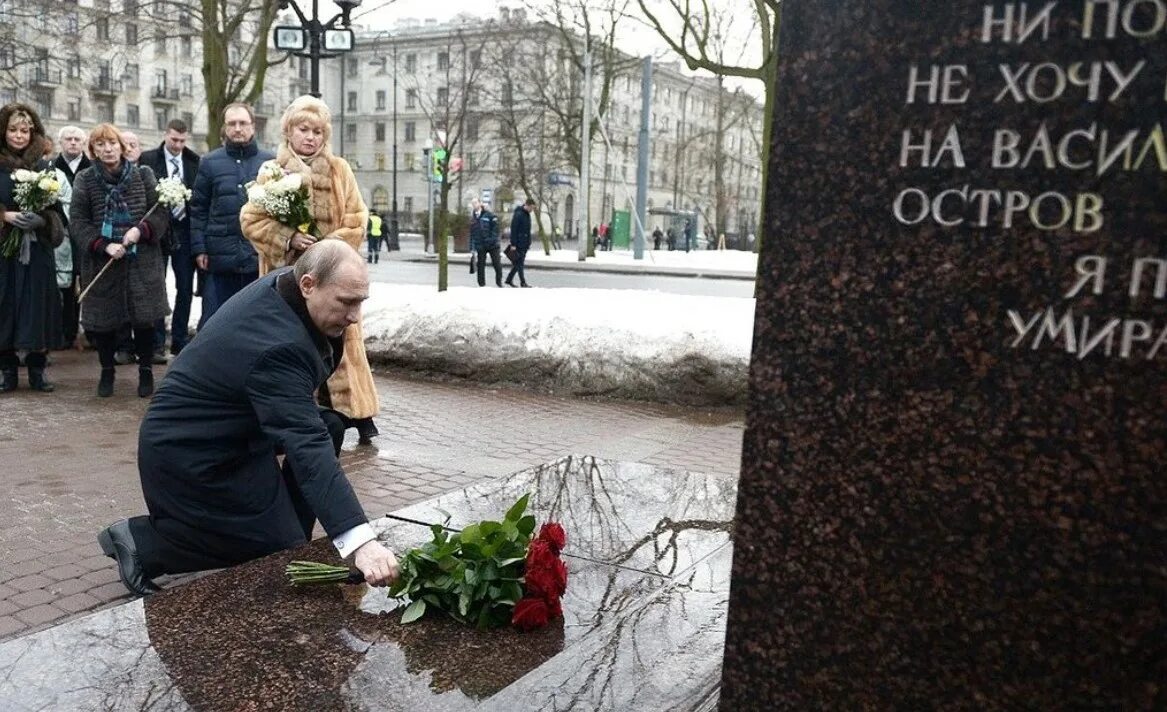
[139,119,200,355]
[97,241,399,596]
[506,198,535,288]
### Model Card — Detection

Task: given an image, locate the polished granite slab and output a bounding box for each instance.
[0,457,736,711]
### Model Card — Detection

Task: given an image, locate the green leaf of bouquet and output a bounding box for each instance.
[479,521,501,537]
[517,515,536,536]
[401,599,426,624]
[496,556,526,568]
[429,523,446,543]
[481,560,499,581]
[463,567,478,586]
[460,523,481,544]
[458,589,472,617]
[460,541,483,560]
[501,520,518,540]
[505,493,530,522]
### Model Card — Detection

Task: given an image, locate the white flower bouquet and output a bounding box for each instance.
[245,164,317,237]
[154,175,192,208]
[4,168,61,259]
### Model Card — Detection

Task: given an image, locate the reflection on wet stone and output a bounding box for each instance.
[0,457,736,711]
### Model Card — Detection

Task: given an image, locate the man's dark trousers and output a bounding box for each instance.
[477,246,502,287]
[202,271,258,323]
[506,246,529,286]
[130,409,347,576]
[167,244,195,351]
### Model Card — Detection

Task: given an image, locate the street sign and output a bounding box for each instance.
[481,188,493,207]
[547,172,574,187]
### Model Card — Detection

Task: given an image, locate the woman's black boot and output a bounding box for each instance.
[137,367,154,398]
[0,351,18,392]
[25,352,54,392]
[98,368,115,397]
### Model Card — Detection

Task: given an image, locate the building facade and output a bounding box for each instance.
[322,8,764,244]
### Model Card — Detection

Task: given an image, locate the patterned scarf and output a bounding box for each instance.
[99,160,137,256]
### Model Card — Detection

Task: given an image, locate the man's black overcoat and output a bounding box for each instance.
[137,268,367,562]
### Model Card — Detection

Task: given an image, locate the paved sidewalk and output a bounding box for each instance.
[0,349,744,643]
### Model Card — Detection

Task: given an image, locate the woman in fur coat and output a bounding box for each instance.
[240,95,380,443]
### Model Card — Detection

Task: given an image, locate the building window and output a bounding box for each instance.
[67,57,82,79]
[255,117,267,143]
[125,22,137,44]
[154,69,167,92]
[468,87,479,106]
[0,47,13,70]
[182,111,193,128]
[404,121,415,142]
[154,28,167,55]
[181,36,192,57]
[436,87,447,105]
[124,0,137,16]
[403,196,413,213]
[346,57,358,78]
[96,17,109,40]
[64,13,78,34]
[126,103,139,126]
[501,81,513,106]
[405,89,416,108]
[33,90,52,119]
[154,107,169,130]
[404,53,416,73]
[345,124,356,144]
[437,52,448,70]
[404,153,416,172]
[96,101,113,123]
[466,118,478,141]
[67,98,82,121]
[375,122,385,142]
[124,63,139,88]
[375,153,385,171]
[180,73,192,96]
[346,91,357,112]
[470,50,481,69]
[375,90,385,111]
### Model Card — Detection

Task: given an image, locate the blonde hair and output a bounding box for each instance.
[87,123,127,158]
[280,95,332,146]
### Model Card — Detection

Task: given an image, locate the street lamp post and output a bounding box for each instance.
[273,0,362,98]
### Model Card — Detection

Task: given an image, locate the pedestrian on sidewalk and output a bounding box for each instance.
[717,232,727,250]
[96,242,400,597]
[652,225,663,251]
[0,103,67,393]
[241,94,380,445]
[469,198,501,287]
[71,123,172,398]
[505,197,535,288]
[366,210,383,263]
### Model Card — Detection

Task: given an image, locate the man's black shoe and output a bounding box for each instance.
[520,283,531,288]
[97,519,161,597]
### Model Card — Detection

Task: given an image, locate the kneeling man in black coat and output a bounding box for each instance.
[98,241,398,595]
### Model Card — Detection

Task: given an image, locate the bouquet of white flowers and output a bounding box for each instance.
[245,164,317,237]
[154,175,192,208]
[3,168,61,259]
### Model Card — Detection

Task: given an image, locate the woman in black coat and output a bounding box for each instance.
[71,123,170,398]
[0,103,66,393]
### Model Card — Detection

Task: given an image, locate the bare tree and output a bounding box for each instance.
[405,27,492,290]
[636,0,779,252]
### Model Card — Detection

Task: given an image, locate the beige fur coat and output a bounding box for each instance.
[240,144,378,420]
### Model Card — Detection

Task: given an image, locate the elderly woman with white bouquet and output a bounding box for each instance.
[240,95,380,444]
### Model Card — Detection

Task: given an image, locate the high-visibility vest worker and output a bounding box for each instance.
[369,214,383,237]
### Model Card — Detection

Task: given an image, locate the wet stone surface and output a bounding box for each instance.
[0,457,735,711]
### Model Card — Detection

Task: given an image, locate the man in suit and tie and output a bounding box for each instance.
[140,119,200,355]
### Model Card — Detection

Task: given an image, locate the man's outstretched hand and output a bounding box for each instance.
[352,540,399,587]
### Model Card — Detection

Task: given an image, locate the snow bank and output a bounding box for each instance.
[362,284,755,406]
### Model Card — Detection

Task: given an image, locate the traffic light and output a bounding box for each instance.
[432,148,447,184]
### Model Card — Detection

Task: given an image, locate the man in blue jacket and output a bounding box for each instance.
[190,103,274,324]
[506,197,535,288]
[469,198,502,287]
[97,241,399,596]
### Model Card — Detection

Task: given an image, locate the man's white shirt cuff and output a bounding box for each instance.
[333,523,376,558]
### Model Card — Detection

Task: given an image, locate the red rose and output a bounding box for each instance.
[525,565,558,598]
[526,539,555,568]
[512,596,550,630]
[538,522,566,553]
[551,557,568,596]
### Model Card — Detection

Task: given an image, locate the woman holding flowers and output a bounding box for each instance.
[0,103,66,393]
[240,95,380,443]
[71,123,170,398]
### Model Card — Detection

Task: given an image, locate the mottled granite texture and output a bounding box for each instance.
[721,2,1165,710]
[0,457,735,711]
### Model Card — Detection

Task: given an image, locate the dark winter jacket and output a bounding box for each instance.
[189,138,272,274]
[138,268,367,561]
[139,142,200,253]
[510,206,532,251]
[469,208,499,250]
[70,162,171,332]
[52,153,90,186]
